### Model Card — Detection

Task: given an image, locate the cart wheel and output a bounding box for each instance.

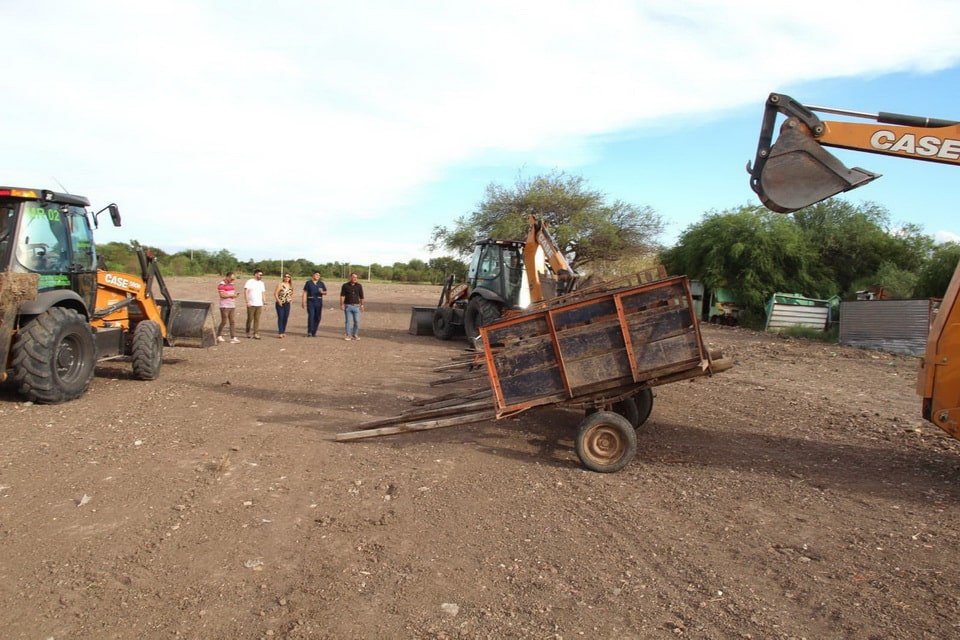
[634,388,654,427]
[575,411,637,473]
[586,396,640,428]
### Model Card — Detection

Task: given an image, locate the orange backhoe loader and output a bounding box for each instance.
[747,93,960,441]
[0,186,214,404]
[431,214,578,342]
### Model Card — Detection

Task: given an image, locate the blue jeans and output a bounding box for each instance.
[305,299,323,336]
[344,304,360,337]
[276,302,291,334]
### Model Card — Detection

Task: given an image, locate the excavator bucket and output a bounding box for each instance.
[158,299,217,348]
[753,121,880,213]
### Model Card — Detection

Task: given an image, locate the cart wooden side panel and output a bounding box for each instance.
[482,276,708,416]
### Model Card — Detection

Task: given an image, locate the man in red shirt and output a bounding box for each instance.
[216,271,241,343]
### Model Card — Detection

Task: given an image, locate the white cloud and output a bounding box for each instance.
[3,0,960,264]
[935,230,960,245]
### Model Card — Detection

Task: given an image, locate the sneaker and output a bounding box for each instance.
[344,336,351,341]
[230,337,241,344]
[253,334,261,340]
[352,336,360,340]
[217,336,225,343]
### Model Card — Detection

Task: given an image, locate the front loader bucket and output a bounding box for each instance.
[158,299,216,348]
[755,123,880,213]
[409,306,435,335]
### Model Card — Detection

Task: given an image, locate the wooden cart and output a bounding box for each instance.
[338,273,730,473]
[479,274,726,471]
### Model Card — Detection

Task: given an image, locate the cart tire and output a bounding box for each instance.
[586,397,640,429]
[464,297,502,342]
[634,388,654,427]
[432,306,456,340]
[575,411,637,473]
[131,320,163,380]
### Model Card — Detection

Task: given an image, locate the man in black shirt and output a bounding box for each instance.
[339,272,365,340]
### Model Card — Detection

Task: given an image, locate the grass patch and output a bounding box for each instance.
[779,325,839,343]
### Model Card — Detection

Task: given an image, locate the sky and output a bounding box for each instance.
[3,0,960,269]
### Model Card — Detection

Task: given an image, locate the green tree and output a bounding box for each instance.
[429,256,467,283]
[853,261,917,299]
[97,241,138,271]
[661,205,821,318]
[430,170,663,271]
[791,200,932,296]
[915,242,960,298]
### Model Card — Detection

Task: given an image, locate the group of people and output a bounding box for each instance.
[216,270,365,342]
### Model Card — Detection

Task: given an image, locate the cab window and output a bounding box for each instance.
[13,203,95,273]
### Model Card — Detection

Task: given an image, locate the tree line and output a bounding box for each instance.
[96,241,469,284]
[429,169,960,328]
[661,201,960,326]
[98,170,960,330]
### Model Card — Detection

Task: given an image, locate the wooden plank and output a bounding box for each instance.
[347,400,493,431]
[484,313,551,345]
[336,410,496,441]
[432,359,485,373]
[429,370,488,386]
[527,267,669,312]
[633,333,701,375]
[625,305,692,336]
[549,297,619,331]
[413,389,492,410]
[498,366,565,406]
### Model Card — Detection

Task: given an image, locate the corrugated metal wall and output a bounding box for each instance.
[839,299,932,356]
[766,304,829,331]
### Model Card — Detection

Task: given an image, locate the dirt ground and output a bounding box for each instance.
[1,275,959,639]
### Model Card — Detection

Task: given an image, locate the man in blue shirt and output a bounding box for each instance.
[301,271,327,337]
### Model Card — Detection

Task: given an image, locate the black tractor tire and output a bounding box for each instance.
[634,387,654,427]
[464,297,502,343]
[10,307,97,404]
[131,320,163,380]
[575,411,637,473]
[432,306,457,340]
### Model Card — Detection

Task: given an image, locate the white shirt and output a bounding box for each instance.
[244,278,266,306]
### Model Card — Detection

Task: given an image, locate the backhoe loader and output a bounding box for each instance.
[431,215,578,342]
[0,186,215,404]
[746,93,960,442]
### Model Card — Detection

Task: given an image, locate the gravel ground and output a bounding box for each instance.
[1,276,958,639]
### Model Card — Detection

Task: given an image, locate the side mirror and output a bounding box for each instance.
[93,203,122,228]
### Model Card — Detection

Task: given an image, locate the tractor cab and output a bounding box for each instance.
[0,188,102,314]
[467,239,529,309]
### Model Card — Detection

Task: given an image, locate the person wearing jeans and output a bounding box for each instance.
[339,272,364,340]
[301,271,327,337]
[274,273,294,338]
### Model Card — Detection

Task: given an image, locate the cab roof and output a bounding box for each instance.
[0,187,91,207]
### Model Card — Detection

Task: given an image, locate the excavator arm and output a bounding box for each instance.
[523,215,578,302]
[747,92,960,442]
[748,92,960,213]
